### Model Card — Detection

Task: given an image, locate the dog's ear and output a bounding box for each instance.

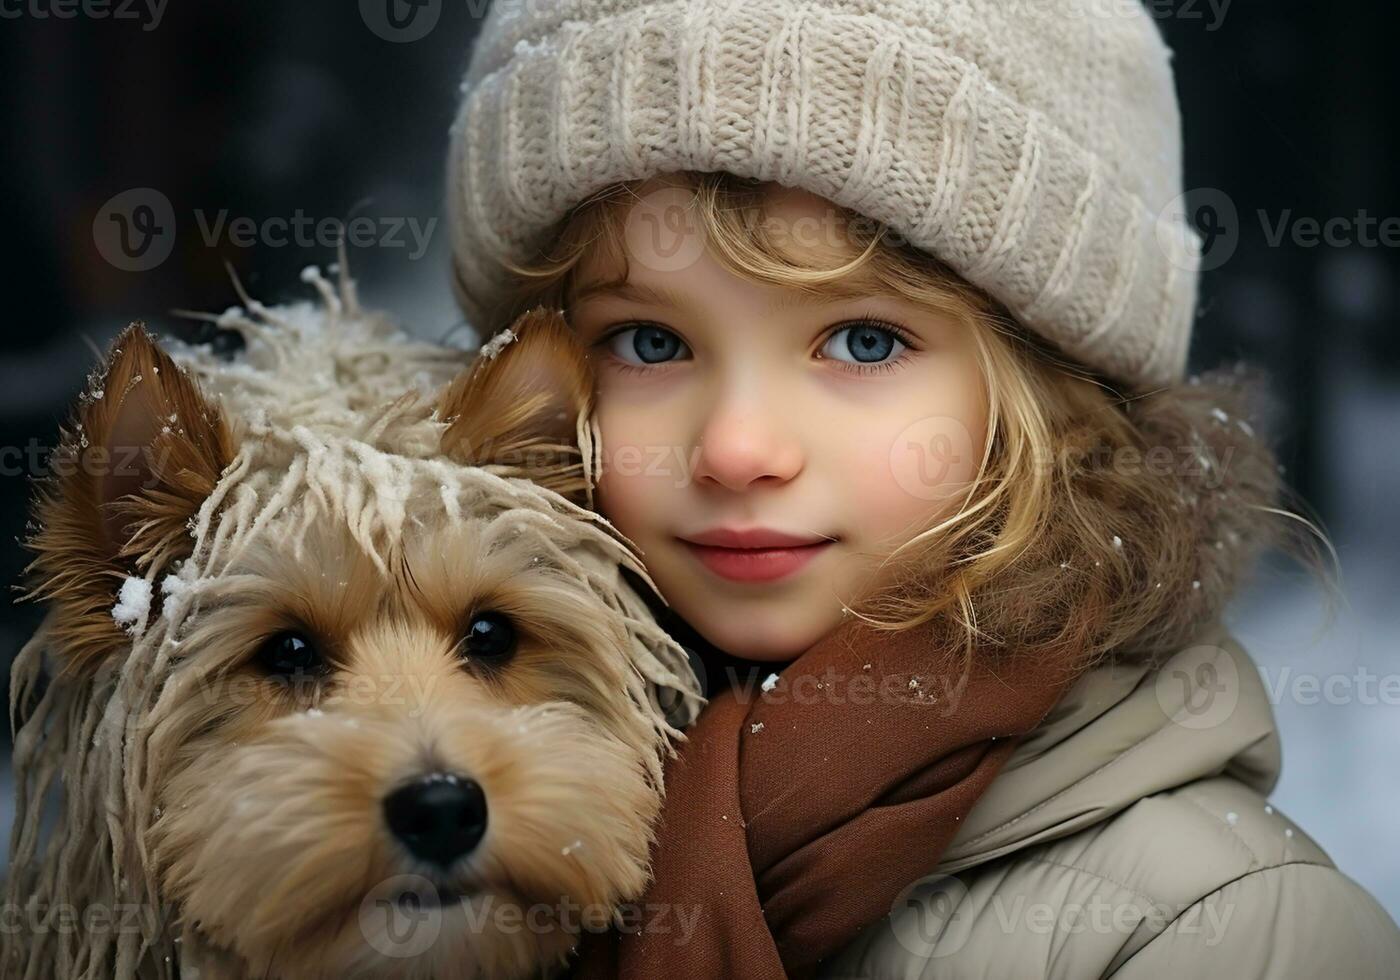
[437,308,594,504]
[23,323,238,675]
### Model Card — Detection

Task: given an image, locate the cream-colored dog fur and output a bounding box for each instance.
[4,266,703,979]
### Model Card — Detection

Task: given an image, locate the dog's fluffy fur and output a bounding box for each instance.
[4,267,704,979]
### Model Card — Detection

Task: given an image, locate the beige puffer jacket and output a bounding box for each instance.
[817,623,1400,978]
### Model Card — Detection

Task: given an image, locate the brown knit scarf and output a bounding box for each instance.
[567,616,1077,979]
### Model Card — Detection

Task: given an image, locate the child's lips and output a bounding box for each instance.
[678,539,833,583]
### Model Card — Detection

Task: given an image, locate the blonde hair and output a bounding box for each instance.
[462,170,1334,677]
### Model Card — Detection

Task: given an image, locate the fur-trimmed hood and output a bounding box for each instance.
[924,364,1297,676]
[1095,371,1293,663]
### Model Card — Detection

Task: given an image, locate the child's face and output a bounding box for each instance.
[570,181,988,661]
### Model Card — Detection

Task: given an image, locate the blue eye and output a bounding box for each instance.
[605,324,689,366]
[821,322,909,365]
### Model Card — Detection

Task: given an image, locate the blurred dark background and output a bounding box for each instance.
[1,1,1397,912]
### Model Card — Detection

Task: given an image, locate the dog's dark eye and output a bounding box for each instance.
[458,612,517,666]
[255,631,325,676]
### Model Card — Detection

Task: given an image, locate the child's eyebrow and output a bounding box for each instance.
[573,280,687,308]
[573,279,876,314]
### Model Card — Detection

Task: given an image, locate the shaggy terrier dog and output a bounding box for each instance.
[2,268,703,979]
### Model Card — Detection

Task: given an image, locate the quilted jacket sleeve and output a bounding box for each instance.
[1111,862,1400,979]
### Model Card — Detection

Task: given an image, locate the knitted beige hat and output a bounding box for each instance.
[446,0,1203,390]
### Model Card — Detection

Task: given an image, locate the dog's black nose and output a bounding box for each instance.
[383,773,488,867]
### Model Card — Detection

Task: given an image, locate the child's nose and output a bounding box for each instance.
[690,398,804,493]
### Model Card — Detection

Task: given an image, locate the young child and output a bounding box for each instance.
[446,1,1400,977]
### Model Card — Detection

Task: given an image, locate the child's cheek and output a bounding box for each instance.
[589,399,680,540]
[841,398,986,561]
[883,412,983,507]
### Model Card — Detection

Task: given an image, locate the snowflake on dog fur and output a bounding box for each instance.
[111,576,152,628]
[478,326,518,360]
